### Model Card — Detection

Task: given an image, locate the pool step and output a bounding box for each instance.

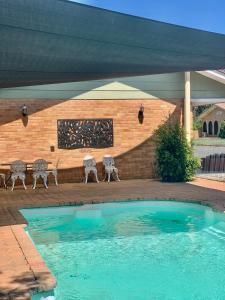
[205,222,225,240]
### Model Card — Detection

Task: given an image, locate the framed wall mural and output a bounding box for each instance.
[57,119,113,149]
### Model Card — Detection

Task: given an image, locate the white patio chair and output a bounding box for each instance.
[46,159,60,186]
[83,155,99,183]
[32,159,49,189]
[103,155,120,182]
[10,160,27,191]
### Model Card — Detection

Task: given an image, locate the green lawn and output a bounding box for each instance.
[192,138,225,146]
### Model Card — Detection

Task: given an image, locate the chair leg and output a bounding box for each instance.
[33,177,37,189]
[11,178,15,191]
[94,170,99,183]
[107,171,111,183]
[52,170,58,186]
[85,170,88,184]
[22,178,27,190]
[43,176,48,189]
[115,170,120,181]
[54,174,58,186]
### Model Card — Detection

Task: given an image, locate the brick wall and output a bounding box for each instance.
[0,99,183,184]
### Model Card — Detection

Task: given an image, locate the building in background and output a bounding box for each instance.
[199,103,225,136]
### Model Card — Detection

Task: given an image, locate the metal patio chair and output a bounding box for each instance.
[103,155,120,182]
[32,159,49,189]
[83,155,99,183]
[10,160,27,191]
[46,158,60,186]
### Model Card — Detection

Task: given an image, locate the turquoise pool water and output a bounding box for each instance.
[21,201,225,300]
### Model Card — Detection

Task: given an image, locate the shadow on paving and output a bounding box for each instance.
[0,270,53,300]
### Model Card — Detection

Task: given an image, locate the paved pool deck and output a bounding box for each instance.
[0,178,225,299]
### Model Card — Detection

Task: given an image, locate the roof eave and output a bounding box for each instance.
[196,70,225,84]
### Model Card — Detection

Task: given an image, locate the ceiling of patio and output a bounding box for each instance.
[0,0,225,88]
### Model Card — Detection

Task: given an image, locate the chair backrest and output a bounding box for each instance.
[83,156,96,168]
[32,159,48,172]
[103,155,115,168]
[10,160,26,173]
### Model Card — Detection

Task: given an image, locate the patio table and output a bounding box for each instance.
[1,161,52,167]
[1,161,52,188]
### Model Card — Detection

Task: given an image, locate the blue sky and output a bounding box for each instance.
[71,0,225,34]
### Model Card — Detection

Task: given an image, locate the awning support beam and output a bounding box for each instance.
[184,72,191,142]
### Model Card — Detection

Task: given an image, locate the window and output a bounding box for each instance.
[203,121,207,133]
[214,121,219,135]
[208,121,213,135]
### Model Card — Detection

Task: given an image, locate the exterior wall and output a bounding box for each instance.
[191,72,225,99]
[0,99,182,184]
[201,107,225,136]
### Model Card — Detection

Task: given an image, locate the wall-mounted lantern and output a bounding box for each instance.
[21,104,28,117]
[138,104,144,124]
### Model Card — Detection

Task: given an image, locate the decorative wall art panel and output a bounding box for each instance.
[57,119,113,149]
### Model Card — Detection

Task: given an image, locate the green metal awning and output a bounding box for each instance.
[0,0,225,88]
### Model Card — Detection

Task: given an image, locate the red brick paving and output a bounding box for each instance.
[190,177,225,192]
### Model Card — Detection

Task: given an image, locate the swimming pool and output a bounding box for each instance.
[21,201,225,300]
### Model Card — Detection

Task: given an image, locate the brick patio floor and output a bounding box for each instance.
[0,178,224,299]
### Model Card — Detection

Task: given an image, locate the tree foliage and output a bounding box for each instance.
[193,105,212,117]
[193,118,202,130]
[219,121,225,139]
[155,121,200,182]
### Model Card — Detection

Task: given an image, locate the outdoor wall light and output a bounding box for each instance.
[21,104,28,117]
[138,104,144,124]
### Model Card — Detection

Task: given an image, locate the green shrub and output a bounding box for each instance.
[192,118,202,130]
[219,121,225,139]
[154,120,200,182]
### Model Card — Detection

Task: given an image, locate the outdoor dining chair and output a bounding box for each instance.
[83,155,99,183]
[103,155,120,182]
[32,159,49,189]
[10,160,27,191]
[46,158,60,186]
